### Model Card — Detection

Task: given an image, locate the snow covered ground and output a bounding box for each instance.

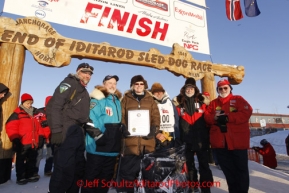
[1,130,289,193]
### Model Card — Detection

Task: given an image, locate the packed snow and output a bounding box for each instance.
[0,130,289,193]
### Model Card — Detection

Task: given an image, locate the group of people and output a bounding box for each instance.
[4,92,54,185]
[0,62,256,193]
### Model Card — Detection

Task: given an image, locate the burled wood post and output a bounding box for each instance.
[0,43,25,161]
[201,73,216,100]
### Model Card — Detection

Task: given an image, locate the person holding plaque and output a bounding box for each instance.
[173,78,213,193]
[117,75,160,193]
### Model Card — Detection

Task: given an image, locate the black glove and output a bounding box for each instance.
[174,138,183,148]
[217,114,228,124]
[217,114,228,133]
[40,120,49,128]
[120,124,130,138]
[84,119,103,141]
[12,138,22,152]
[38,136,44,148]
[142,126,156,140]
[51,132,63,146]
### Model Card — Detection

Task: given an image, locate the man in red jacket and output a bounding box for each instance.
[253,139,277,169]
[204,79,253,193]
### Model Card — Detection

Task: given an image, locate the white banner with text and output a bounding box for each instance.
[4,0,210,54]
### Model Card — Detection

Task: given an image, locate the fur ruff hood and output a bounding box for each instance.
[172,86,204,107]
[90,85,122,100]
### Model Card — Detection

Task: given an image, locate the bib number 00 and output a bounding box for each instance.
[162,115,169,123]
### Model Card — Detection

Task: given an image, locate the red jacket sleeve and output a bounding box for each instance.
[6,112,20,141]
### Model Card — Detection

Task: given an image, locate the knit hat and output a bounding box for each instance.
[217,79,233,91]
[76,63,94,74]
[130,75,148,89]
[45,96,52,107]
[203,92,210,97]
[151,82,165,94]
[21,93,33,103]
[184,77,196,88]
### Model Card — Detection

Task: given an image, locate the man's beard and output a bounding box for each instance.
[185,93,194,97]
[219,92,229,98]
[107,88,116,94]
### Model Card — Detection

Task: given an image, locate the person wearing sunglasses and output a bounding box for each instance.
[204,79,253,193]
[47,62,93,193]
[116,75,160,193]
[173,78,213,193]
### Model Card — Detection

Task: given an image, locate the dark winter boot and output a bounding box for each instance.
[16,178,28,185]
[188,171,199,193]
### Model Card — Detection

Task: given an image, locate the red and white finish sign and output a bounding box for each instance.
[4,0,210,55]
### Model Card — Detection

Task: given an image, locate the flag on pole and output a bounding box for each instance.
[244,0,261,17]
[226,0,243,21]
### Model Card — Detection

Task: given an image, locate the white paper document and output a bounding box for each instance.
[128,110,150,136]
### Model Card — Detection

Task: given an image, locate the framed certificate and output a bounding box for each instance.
[128,110,150,136]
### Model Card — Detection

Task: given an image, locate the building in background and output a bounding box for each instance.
[249,113,289,137]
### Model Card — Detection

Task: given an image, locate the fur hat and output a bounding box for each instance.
[151,82,165,93]
[217,79,233,91]
[21,93,33,103]
[184,78,196,88]
[130,75,148,89]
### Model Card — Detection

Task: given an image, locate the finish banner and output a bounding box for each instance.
[3,0,210,54]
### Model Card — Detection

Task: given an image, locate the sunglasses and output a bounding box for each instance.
[78,63,94,71]
[134,83,144,86]
[218,87,229,91]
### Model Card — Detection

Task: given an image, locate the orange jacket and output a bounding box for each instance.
[204,93,252,150]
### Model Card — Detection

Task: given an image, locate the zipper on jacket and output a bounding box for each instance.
[112,95,120,122]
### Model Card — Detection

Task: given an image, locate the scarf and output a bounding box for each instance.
[20,104,34,116]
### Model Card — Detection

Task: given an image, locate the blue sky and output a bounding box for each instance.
[0,0,289,114]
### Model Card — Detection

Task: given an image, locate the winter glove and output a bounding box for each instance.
[142,126,156,140]
[120,124,130,138]
[40,120,49,128]
[252,146,260,151]
[51,132,63,146]
[38,136,44,148]
[174,138,183,148]
[216,114,228,133]
[12,138,22,152]
[84,119,103,141]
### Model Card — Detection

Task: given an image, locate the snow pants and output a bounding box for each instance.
[215,148,249,193]
[49,125,86,193]
[0,158,12,184]
[81,153,117,193]
[15,145,38,181]
[185,147,213,193]
[35,142,54,174]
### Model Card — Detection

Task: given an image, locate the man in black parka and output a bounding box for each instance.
[47,63,93,193]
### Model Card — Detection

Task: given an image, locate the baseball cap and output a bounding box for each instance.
[77,63,94,74]
[103,75,119,83]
